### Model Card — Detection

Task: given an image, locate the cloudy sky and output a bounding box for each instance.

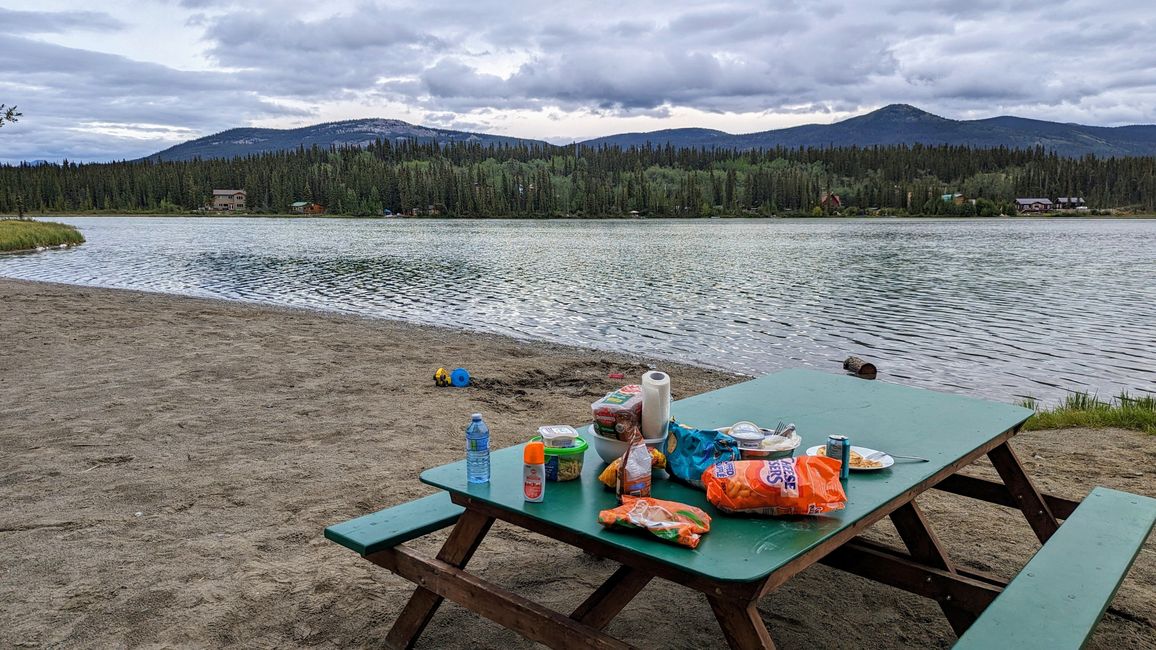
[1,0,1154,163]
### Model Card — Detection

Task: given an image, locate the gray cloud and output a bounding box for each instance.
[199,5,443,94]
[3,0,1156,163]
[0,8,125,33]
[404,5,903,115]
[0,34,307,162]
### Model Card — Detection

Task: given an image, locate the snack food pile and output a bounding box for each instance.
[506,372,863,550]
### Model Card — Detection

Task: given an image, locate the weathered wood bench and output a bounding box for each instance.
[325,487,1156,648]
[954,487,1156,649]
[325,493,463,556]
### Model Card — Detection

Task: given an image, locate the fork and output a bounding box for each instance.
[868,451,929,463]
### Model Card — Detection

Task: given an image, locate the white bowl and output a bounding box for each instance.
[585,425,667,463]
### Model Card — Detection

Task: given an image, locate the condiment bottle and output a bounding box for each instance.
[523,441,545,502]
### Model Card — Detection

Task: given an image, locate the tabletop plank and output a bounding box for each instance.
[421,369,1033,583]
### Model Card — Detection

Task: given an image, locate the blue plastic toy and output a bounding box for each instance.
[450,367,471,387]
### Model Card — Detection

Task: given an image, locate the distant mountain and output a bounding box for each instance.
[580,104,1156,158]
[146,119,546,162]
[145,106,1156,161]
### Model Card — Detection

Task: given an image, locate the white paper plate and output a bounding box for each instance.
[805,445,894,471]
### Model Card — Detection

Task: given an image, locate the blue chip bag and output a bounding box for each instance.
[665,420,741,489]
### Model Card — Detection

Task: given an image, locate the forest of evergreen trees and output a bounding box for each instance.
[1,139,1154,217]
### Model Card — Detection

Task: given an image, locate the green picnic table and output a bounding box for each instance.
[326,369,1156,648]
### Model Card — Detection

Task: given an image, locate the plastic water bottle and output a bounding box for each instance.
[466,413,490,483]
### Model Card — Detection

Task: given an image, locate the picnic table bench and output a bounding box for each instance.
[954,487,1156,649]
[325,369,1156,648]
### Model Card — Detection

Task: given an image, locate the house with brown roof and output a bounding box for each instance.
[1014,198,1053,213]
[211,189,246,211]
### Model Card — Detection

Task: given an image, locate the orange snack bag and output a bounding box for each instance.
[597,448,667,488]
[598,496,712,548]
[702,457,846,516]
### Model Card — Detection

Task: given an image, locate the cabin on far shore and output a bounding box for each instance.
[1056,197,1086,209]
[1015,198,1053,213]
[290,201,325,214]
[211,189,246,211]
[407,204,443,216]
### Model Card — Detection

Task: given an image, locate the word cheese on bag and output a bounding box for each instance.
[702,457,847,516]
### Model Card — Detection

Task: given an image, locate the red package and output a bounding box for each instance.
[702,457,846,516]
[591,385,642,440]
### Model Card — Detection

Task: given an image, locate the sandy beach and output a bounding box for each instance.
[1,278,1153,649]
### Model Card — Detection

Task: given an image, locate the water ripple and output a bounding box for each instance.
[2,216,1154,404]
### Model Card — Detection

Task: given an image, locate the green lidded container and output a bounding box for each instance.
[529,436,588,481]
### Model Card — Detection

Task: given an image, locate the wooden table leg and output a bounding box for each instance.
[821,538,1002,613]
[570,565,653,630]
[707,596,776,650]
[987,442,1060,543]
[370,544,633,650]
[384,510,494,649]
[933,473,1079,520]
[889,502,976,636]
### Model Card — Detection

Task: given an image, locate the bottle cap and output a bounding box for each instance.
[471,413,482,421]
[524,441,545,465]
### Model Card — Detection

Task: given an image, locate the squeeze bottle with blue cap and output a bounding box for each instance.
[466,413,490,483]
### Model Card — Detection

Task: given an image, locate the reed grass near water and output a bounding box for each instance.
[0,220,84,252]
[1021,392,1156,434]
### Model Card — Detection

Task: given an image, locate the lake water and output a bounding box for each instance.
[3,216,1154,404]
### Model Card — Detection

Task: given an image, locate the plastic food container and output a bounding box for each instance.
[738,445,795,461]
[537,425,579,448]
[530,436,588,481]
[728,421,766,449]
[718,428,802,461]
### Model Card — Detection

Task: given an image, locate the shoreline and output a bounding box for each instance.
[1,279,1153,648]
[1,278,748,379]
[3,212,1155,220]
[0,242,78,255]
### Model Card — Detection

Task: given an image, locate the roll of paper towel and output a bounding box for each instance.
[641,371,671,439]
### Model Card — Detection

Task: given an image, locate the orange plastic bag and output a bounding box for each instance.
[597,448,667,488]
[702,457,846,516]
[598,496,712,548]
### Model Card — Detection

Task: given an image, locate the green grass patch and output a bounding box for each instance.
[0,219,85,252]
[1020,392,1156,434]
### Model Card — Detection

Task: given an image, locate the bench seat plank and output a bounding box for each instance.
[325,493,464,556]
[954,487,1156,649]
